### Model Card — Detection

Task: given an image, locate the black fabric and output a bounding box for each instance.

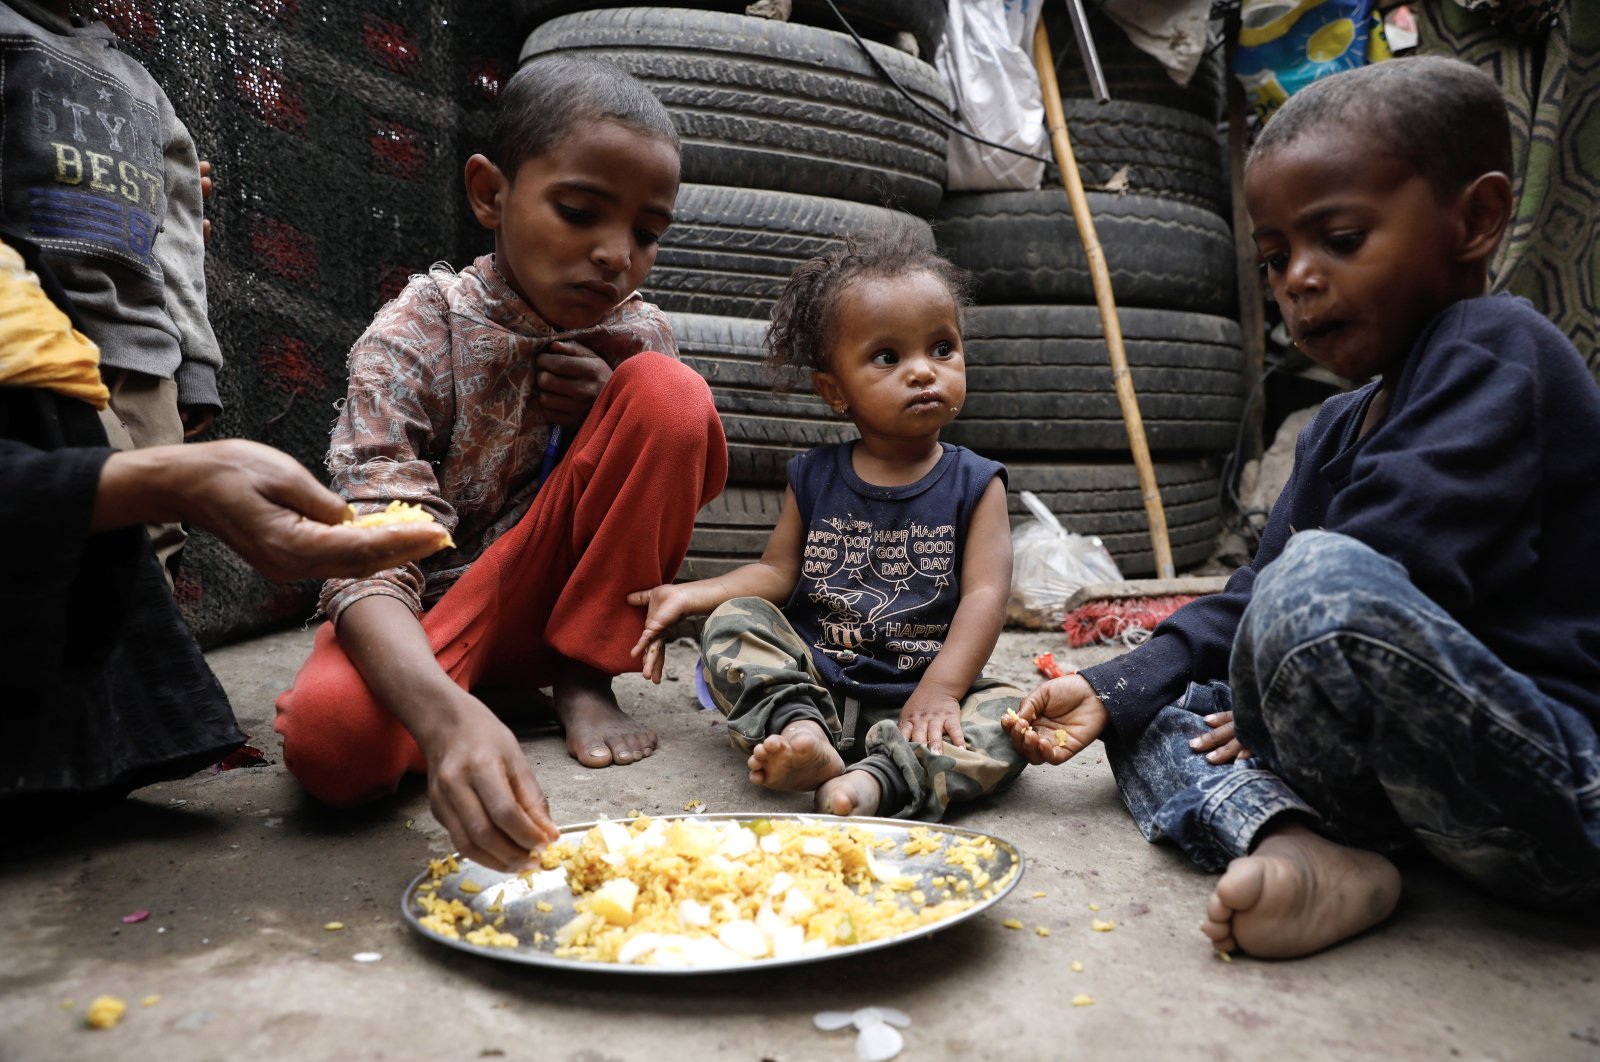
[0,230,241,798]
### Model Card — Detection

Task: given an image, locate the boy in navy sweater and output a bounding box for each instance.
[1005,56,1600,958]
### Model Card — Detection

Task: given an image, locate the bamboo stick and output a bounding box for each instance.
[1031,18,1175,578]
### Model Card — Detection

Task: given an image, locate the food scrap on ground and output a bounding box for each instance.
[120,909,149,924]
[1071,994,1095,1007]
[1002,919,1024,930]
[323,921,345,931]
[1092,918,1116,932]
[84,995,126,1030]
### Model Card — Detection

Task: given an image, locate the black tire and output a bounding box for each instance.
[1004,459,1220,576]
[521,8,950,215]
[944,305,1243,454]
[680,485,783,581]
[646,186,934,320]
[935,190,1236,315]
[1044,100,1227,215]
[679,461,1220,581]
[511,1,947,57]
[669,312,855,484]
[1042,4,1225,122]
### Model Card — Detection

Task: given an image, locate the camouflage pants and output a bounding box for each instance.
[700,597,1028,822]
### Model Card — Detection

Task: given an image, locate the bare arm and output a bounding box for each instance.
[336,594,559,870]
[626,487,806,682]
[898,478,1011,752]
[92,440,446,581]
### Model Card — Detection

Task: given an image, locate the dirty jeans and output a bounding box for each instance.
[701,597,1027,822]
[1108,530,1600,908]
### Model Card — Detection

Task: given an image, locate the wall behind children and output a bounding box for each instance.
[92,0,516,647]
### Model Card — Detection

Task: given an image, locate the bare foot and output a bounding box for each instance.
[551,658,656,768]
[747,720,844,791]
[814,770,880,817]
[1202,822,1401,959]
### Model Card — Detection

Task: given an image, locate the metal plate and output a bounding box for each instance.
[401,813,1024,974]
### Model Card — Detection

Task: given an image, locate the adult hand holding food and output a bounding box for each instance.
[91,439,449,582]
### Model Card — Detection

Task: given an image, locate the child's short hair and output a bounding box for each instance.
[766,227,972,381]
[493,55,680,176]
[1249,55,1512,200]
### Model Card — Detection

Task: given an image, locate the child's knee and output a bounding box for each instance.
[1246,530,1427,649]
[702,596,785,644]
[612,351,716,427]
[275,663,410,807]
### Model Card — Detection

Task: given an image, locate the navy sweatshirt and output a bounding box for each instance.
[1082,294,1600,739]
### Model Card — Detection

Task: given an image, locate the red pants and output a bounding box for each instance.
[273,352,726,805]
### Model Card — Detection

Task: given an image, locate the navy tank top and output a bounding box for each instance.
[784,442,1007,705]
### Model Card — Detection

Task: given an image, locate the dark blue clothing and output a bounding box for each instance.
[1084,293,1600,740]
[784,442,1006,706]
[1110,530,1600,908]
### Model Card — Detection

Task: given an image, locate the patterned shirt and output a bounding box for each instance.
[318,254,678,621]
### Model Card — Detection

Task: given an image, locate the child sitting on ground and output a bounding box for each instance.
[274,56,727,871]
[629,229,1026,820]
[1005,56,1600,957]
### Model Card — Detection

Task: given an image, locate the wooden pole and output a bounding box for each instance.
[1031,19,1175,578]
[1227,17,1266,463]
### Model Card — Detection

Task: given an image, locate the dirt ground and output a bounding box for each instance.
[2,626,1597,1061]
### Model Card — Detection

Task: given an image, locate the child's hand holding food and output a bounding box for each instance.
[1003,674,1108,765]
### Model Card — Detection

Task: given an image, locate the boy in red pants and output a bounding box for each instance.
[275,56,726,870]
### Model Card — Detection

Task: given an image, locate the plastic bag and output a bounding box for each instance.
[1007,491,1123,629]
[1235,0,1375,123]
[935,0,1046,192]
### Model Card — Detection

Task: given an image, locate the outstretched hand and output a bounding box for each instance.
[626,583,697,683]
[1001,674,1109,765]
[96,439,449,582]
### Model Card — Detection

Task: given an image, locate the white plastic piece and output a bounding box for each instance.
[814,1011,855,1032]
[856,1021,905,1062]
[873,1007,912,1029]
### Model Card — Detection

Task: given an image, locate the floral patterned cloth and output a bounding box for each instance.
[318,253,678,621]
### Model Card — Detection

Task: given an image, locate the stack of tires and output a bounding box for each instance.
[937,7,1243,576]
[518,1,952,580]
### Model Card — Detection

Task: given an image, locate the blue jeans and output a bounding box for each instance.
[1107,530,1600,909]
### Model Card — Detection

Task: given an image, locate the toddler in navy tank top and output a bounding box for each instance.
[629,229,1028,821]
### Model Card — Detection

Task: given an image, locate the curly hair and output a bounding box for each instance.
[765,226,972,390]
